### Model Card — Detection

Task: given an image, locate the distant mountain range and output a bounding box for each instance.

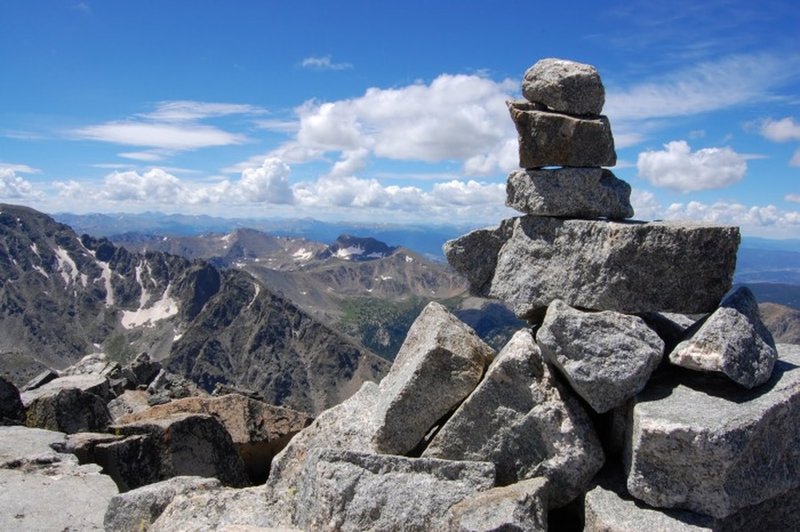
[0,204,387,414]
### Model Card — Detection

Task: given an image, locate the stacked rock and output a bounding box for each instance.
[443,58,799,529]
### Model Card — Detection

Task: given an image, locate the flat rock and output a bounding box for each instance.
[372,301,494,454]
[423,329,603,506]
[104,476,221,532]
[292,448,495,532]
[507,100,616,168]
[522,58,605,116]
[109,413,250,489]
[24,387,112,434]
[445,217,739,317]
[670,287,777,388]
[117,393,312,483]
[0,376,24,425]
[538,300,664,413]
[20,373,111,406]
[506,167,633,219]
[445,477,549,532]
[0,426,118,531]
[625,344,800,519]
[107,389,151,421]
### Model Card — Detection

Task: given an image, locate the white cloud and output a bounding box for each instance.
[0,168,37,198]
[760,117,800,142]
[785,193,800,203]
[119,151,167,162]
[100,168,184,203]
[73,122,246,151]
[300,56,353,71]
[637,140,747,192]
[792,149,800,167]
[664,201,800,228]
[141,101,266,122]
[629,189,662,220]
[235,157,294,204]
[0,162,39,174]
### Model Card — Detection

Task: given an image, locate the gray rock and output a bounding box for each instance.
[640,312,700,353]
[423,330,603,506]
[125,351,162,387]
[625,344,800,519]
[506,167,633,219]
[59,431,123,463]
[20,369,58,391]
[445,217,739,317]
[445,477,549,532]
[0,426,118,531]
[538,300,664,413]
[585,471,715,531]
[107,389,151,421]
[24,387,112,434]
[292,448,495,532]
[20,373,112,406]
[0,376,24,425]
[104,476,221,532]
[149,486,289,531]
[109,413,250,489]
[372,301,495,454]
[94,434,162,491]
[522,58,605,116]
[507,100,616,168]
[670,287,777,388]
[61,352,120,378]
[714,484,800,532]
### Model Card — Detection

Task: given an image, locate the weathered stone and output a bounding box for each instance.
[639,312,700,354]
[104,476,221,532]
[94,434,162,491]
[149,486,291,531]
[107,389,151,421]
[110,413,250,489]
[24,387,112,434]
[670,287,777,388]
[20,373,112,406]
[20,369,58,391]
[423,330,603,506]
[585,471,715,531]
[117,393,312,483]
[522,58,605,116]
[446,217,739,317]
[125,351,162,387]
[507,100,616,168]
[58,431,123,463]
[538,300,664,413]
[372,301,495,454]
[625,344,800,519]
[146,369,205,399]
[445,477,549,532]
[0,376,24,425]
[61,352,120,379]
[506,167,633,219]
[0,426,118,531]
[292,448,495,532]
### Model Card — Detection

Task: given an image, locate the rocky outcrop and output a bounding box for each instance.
[538,300,664,413]
[506,167,633,219]
[24,386,112,434]
[0,377,24,425]
[625,344,800,518]
[0,426,118,531]
[292,448,495,531]
[104,476,221,532]
[117,393,312,483]
[446,217,739,318]
[423,329,603,505]
[670,286,777,388]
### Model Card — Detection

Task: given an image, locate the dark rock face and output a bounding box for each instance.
[24,387,111,434]
[446,217,740,317]
[0,377,24,425]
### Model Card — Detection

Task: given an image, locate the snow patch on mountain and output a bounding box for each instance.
[121,285,179,328]
[54,246,80,286]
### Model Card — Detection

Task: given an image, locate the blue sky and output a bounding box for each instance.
[1,0,799,237]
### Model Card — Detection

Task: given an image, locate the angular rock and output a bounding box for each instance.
[522,58,605,116]
[104,476,221,532]
[538,300,664,413]
[117,393,312,483]
[423,330,603,506]
[107,389,151,421]
[372,301,495,454]
[292,448,495,532]
[94,434,162,490]
[506,167,633,219]
[109,413,250,489]
[0,376,24,425]
[61,352,120,378]
[445,477,549,532]
[507,100,616,168]
[149,486,290,531]
[124,351,162,388]
[58,431,123,463]
[24,387,112,434]
[670,287,777,388]
[20,369,58,391]
[639,312,700,354]
[0,426,118,531]
[625,344,800,519]
[445,217,739,317]
[20,373,112,406]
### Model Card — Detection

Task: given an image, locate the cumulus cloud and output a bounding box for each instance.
[100,168,184,202]
[786,194,800,203]
[235,158,294,203]
[637,140,747,192]
[760,117,800,142]
[664,201,800,228]
[300,56,353,71]
[0,168,37,198]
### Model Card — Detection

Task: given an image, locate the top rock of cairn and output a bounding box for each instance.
[522,58,605,116]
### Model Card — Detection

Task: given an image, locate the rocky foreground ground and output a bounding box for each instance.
[2,58,800,531]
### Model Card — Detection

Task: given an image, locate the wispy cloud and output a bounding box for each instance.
[0,162,40,174]
[141,101,266,122]
[300,55,353,71]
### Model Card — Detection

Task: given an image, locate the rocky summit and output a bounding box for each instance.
[2,58,799,531]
